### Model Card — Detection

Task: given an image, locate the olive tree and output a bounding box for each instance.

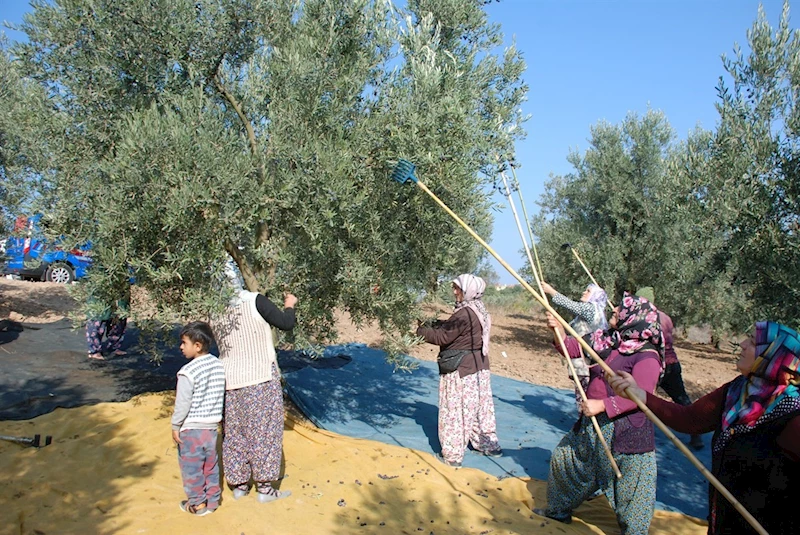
[9,0,527,350]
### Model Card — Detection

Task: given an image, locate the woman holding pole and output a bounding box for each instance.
[609,321,800,535]
[535,294,663,535]
[541,281,609,337]
[541,281,609,397]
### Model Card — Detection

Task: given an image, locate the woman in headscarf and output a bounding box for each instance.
[635,286,704,450]
[534,294,663,535]
[212,260,297,503]
[416,274,502,467]
[608,321,800,535]
[542,282,609,337]
[541,281,610,405]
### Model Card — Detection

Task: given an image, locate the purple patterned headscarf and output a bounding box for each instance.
[587,292,664,362]
[583,283,609,332]
[452,274,491,357]
[585,284,607,308]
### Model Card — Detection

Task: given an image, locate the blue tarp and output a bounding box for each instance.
[280,343,713,520]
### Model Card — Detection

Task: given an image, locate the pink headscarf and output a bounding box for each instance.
[452,274,491,357]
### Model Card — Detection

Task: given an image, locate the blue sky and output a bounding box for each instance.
[479,0,786,284]
[1,0,789,284]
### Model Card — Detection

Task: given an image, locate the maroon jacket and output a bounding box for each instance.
[417,307,490,378]
[659,311,678,366]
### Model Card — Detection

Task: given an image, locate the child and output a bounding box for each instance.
[171,321,226,516]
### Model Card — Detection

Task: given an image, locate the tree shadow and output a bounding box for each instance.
[325,454,545,535]
[0,319,23,345]
[0,319,186,420]
[674,340,736,363]
[279,344,437,446]
[0,375,157,534]
[681,379,720,401]
[0,279,76,321]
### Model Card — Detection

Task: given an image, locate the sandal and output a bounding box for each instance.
[112,349,127,356]
[435,453,461,467]
[179,501,212,516]
[88,353,105,360]
[256,487,292,503]
[532,507,572,524]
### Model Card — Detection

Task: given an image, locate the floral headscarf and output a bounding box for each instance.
[722,321,800,430]
[586,292,664,362]
[452,274,491,357]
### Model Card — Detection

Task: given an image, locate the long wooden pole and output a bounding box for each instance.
[508,164,543,281]
[566,245,615,310]
[498,169,621,478]
[411,178,769,535]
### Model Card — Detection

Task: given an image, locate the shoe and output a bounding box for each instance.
[532,507,572,524]
[435,453,461,467]
[256,488,292,503]
[179,501,213,516]
[689,435,704,450]
[478,448,503,458]
[232,488,249,500]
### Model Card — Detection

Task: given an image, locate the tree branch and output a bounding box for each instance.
[213,72,271,248]
[212,76,262,174]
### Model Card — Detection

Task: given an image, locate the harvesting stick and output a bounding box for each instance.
[390,159,769,535]
[498,167,621,478]
[508,164,544,283]
[561,243,615,311]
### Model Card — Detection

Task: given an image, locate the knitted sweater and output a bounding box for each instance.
[215,290,295,390]
[171,354,225,431]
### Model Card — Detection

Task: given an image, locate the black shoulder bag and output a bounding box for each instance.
[437,349,471,375]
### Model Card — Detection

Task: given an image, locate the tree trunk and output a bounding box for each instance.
[225,240,260,293]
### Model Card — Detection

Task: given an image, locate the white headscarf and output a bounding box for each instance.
[452,274,491,357]
[224,258,245,306]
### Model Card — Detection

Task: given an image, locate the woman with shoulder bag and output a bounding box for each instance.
[416,274,502,467]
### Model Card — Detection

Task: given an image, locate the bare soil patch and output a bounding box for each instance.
[334,301,740,399]
[0,278,77,324]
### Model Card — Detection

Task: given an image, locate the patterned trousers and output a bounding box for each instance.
[177,429,221,510]
[438,369,501,463]
[223,373,284,492]
[545,414,656,535]
[85,317,127,354]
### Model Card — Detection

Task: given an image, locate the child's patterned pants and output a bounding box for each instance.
[177,429,221,510]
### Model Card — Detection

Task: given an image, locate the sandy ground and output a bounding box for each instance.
[0,278,737,534]
[0,394,707,535]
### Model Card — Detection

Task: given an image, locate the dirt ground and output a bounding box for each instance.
[1,278,738,402]
[335,307,740,402]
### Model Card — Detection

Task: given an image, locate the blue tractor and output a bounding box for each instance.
[3,215,92,283]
